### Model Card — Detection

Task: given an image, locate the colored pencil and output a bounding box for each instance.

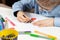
[34,30,57,40]
[5,17,15,26]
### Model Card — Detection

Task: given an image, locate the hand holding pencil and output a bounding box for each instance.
[17,11,30,23]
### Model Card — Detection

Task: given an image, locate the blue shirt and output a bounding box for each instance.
[12,0,60,27]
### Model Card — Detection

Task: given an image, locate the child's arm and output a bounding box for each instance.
[12,0,35,22]
[33,18,60,27]
[12,0,35,17]
[33,18,54,27]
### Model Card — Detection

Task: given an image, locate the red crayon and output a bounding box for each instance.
[31,18,36,21]
[5,17,15,26]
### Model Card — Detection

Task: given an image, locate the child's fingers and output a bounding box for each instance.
[33,22,45,27]
[39,24,45,27]
[33,22,41,26]
[18,15,27,21]
[17,17,23,22]
[24,15,30,19]
[17,17,25,22]
[21,14,30,21]
[19,15,26,20]
[17,16,29,23]
[21,15,31,22]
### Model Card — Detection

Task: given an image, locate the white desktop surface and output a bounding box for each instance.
[0,7,60,40]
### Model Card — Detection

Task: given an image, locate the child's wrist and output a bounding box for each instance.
[51,18,54,26]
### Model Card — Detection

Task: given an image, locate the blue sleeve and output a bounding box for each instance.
[50,5,60,17]
[54,17,60,27]
[12,0,35,13]
[50,5,60,27]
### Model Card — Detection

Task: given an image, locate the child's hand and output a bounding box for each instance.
[33,18,54,27]
[17,11,30,23]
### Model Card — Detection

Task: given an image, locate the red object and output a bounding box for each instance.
[10,28,15,29]
[31,18,36,21]
[5,17,15,26]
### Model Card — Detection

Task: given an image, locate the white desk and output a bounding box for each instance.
[0,7,60,40]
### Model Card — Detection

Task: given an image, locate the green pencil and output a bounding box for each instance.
[29,34,49,39]
[0,15,5,22]
[29,34,56,40]
[19,31,54,40]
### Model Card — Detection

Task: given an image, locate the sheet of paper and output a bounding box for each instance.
[7,12,49,31]
[0,7,60,40]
